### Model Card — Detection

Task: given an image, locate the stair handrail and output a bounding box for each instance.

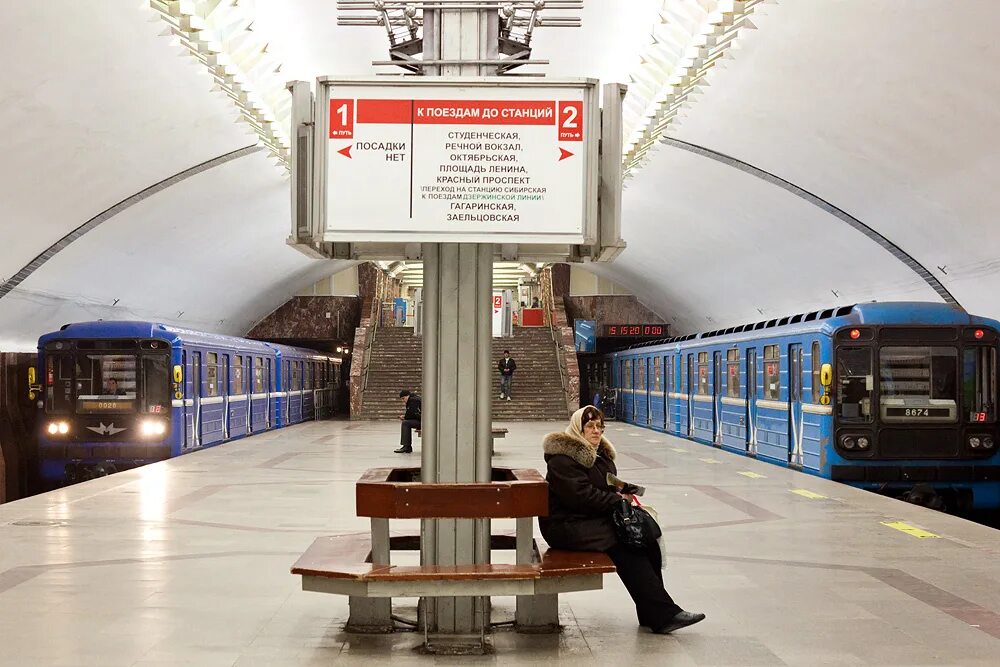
[543,275,571,415]
[360,269,387,399]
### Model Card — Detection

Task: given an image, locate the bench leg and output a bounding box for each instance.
[346,517,393,633]
[515,593,559,633]
[347,597,393,633]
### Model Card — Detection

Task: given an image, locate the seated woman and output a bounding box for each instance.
[539,405,705,634]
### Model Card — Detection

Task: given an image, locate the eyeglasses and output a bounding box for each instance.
[583,422,605,432]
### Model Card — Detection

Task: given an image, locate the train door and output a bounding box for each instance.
[746,348,758,455]
[285,361,292,425]
[191,351,202,449]
[244,356,251,435]
[713,351,723,446]
[266,358,273,429]
[789,343,804,466]
[663,356,671,431]
[222,354,230,440]
[686,354,695,437]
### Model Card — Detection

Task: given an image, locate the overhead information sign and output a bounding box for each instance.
[318,78,599,244]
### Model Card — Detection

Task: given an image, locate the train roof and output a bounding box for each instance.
[37,321,335,359]
[619,302,1000,353]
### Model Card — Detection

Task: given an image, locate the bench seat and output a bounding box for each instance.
[291,534,614,600]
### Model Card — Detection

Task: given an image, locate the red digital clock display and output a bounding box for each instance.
[603,324,665,337]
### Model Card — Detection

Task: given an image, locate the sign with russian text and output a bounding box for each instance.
[319,78,598,244]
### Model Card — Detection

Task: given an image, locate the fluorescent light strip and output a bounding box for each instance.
[622,0,766,176]
[149,0,291,168]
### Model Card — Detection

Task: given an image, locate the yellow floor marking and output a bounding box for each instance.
[738,471,766,479]
[881,521,940,539]
[790,489,826,499]
[671,447,687,453]
[699,458,721,464]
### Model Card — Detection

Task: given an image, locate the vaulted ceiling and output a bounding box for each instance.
[1,0,996,350]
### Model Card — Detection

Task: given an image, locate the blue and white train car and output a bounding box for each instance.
[37,321,341,485]
[591,303,1000,511]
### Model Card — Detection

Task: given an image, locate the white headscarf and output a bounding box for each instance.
[565,405,616,458]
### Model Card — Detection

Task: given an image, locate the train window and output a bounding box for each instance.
[234,355,244,394]
[811,342,821,403]
[206,353,219,397]
[304,362,312,390]
[254,358,264,393]
[624,359,632,389]
[653,357,662,392]
[727,348,740,398]
[837,347,873,422]
[880,346,958,423]
[697,352,709,395]
[142,355,170,414]
[45,354,74,414]
[636,358,646,391]
[963,347,997,423]
[763,345,780,400]
[291,361,301,391]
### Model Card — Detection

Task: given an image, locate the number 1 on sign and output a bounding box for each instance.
[329,99,354,139]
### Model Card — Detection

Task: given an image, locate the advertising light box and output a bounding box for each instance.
[317,77,599,244]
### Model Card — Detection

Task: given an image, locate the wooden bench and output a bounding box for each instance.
[290,467,615,640]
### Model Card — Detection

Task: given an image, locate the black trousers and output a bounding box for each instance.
[399,419,420,448]
[606,542,682,629]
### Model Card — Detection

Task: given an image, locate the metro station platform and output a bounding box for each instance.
[2,420,999,666]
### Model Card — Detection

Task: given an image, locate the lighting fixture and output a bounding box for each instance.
[149,0,291,167]
[623,0,765,175]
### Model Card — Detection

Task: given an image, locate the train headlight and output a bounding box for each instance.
[969,436,982,449]
[140,420,167,437]
[983,436,995,450]
[841,436,856,450]
[47,422,69,435]
[856,436,870,450]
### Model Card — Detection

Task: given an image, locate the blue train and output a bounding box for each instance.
[37,321,344,485]
[583,302,1000,511]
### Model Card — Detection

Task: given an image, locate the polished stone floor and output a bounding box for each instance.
[1,419,999,666]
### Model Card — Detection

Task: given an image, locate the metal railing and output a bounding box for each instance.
[543,275,571,415]
[360,272,389,401]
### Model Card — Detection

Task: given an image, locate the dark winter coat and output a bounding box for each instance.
[497,357,517,375]
[403,394,421,422]
[538,431,620,551]
[498,357,516,376]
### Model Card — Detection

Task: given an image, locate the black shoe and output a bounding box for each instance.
[653,611,705,634]
[394,446,413,454]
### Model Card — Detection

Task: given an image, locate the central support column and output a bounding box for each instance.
[420,5,499,637]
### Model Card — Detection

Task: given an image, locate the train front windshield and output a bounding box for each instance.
[837,342,996,425]
[45,347,171,416]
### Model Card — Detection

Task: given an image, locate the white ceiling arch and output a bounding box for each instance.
[2,0,999,350]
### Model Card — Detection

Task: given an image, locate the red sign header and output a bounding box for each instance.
[331,98,584,137]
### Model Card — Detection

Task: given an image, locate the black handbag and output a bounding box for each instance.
[611,498,661,550]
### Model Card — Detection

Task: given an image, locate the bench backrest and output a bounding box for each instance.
[356,467,547,519]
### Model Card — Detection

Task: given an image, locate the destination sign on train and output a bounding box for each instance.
[320,79,598,244]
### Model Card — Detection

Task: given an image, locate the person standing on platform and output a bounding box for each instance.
[498,350,516,401]
[539,406,705,634]
[394,389,421,454]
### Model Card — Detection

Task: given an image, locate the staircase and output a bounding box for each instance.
[356,326,569,421]
[357,327,423,420]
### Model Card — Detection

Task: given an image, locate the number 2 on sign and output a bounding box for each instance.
[558,101,583,141]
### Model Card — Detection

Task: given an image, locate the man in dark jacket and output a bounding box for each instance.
[498,350,516,400]
[395,389,421,454]
[539,406,705,634]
